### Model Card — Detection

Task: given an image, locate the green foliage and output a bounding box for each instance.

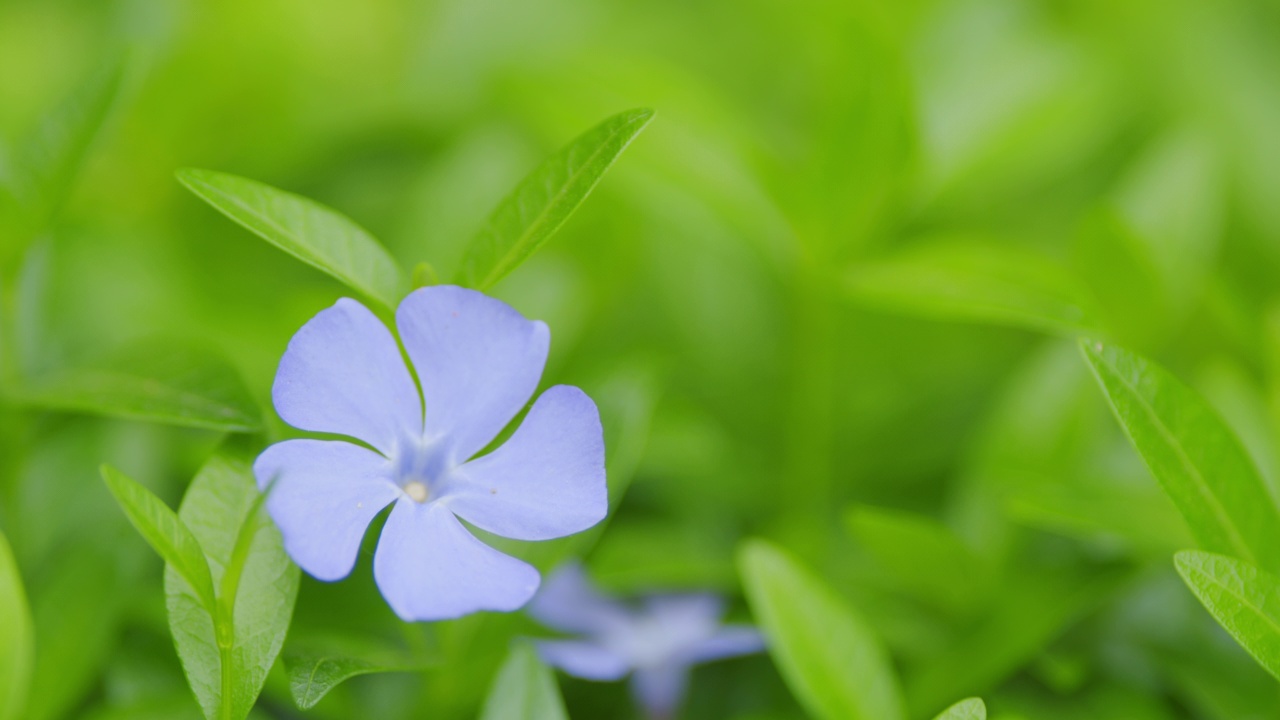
[13,342,262,432]
[1081,341,1280,572]
[1175,551,1280,682]
[738,539,904,720]
[934,698,986,720]
[284,646,421,711]
[166,443,299,720]
[177,169,407,309]
[844,237,1101,335]
[0,531,32,720]
[454,108,654,290]
[478,642,569,720]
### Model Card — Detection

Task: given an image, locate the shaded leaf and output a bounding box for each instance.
[13,342,262,432]
[844,237,1101,335]
[479,642,568,720]
[177,168,406,309]
[1175,551,1280,681]
[737,539,904,720]
[454,108,654,290]
[0,531,32,720]
[101,465,216,614]
[167,441,300,720]
[1081,341,1280,573]
[283,640,424,711]
[934,698,986,720]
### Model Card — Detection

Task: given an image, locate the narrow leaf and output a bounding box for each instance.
[1175,550,1280,681]
[176,168,406,309]
[844,237,1101,335]
[100,465,216,614]
[1080,340,1280,572]
[737,539,904,720]
[0,531,32,720]
[167,441,300,720]
[454,108,654,290]
[934,698,986,720]
[13,341,262,432]
[479,642,568,720]
[1,58,123,259]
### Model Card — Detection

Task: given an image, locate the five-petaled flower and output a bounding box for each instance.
[529,563,765,718]
[254,286,607,622]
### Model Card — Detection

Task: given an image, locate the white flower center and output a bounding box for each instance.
[404,480,430,503]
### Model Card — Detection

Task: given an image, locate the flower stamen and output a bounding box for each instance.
[404,480,430,503]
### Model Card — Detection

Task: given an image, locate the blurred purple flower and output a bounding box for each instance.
[254,286,607,621]
[529,564,765,718]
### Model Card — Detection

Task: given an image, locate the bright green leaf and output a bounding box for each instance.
[737,539,904,720]
[167,441,300,720]
[100,465,216,614]
[844,237,1101,335]
[176,168,406,309]
[0,531,32,720]
[1175,551,1280,681]
[13,341,262,432]
[478,642,568,720]
[454,108,654,290]
[934,698,986,720]
[1080,341,1280,573]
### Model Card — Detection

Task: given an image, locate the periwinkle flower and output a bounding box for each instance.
[254,286,607,621]
[529,564,765,718]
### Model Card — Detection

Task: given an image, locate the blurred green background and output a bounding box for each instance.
[5,0,1280,717]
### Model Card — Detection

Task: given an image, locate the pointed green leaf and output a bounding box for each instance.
[0,531,32,720]
[1080,340,1280,572]
[844,237,1101,335]
[101,465,216,614]
[1,58,124,262]
[934,698,986,720]
[737,539,904,720]
[167,441,300,720]
[454,108,654,290]
[13,341,262,432]
[176,168,406,309]
[283,639,426,711]
[479,642,568,720]
[1175,551,1280,681]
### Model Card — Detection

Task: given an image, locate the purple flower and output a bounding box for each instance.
[254,286,607,622]
[529,564,765,718]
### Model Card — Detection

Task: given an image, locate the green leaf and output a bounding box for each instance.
[845,506,985,615]
[167,441,300,720]
[478,642,568,720]
[844,237,1101,335]
[934,698,986,720]
[1080,341,1280,573]
[737,539,904,720]
[1175,550,1280,681]
[176,168,406,309]
[454,108,654,290]
[101,465,217,614]
[0,531,32,720]
[0,58,124,261]
[283,639,425,711]
[12,341,261,432]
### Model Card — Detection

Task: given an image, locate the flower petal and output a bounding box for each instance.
[680,625,766,664]
[446,385,606,541]
[254,439,400,581]
[272,298,422,456]
[396,286,549,463]
[631,666,690,716]
[535,640,631,681]
[373,500,539,621]
[527,562,631,636]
